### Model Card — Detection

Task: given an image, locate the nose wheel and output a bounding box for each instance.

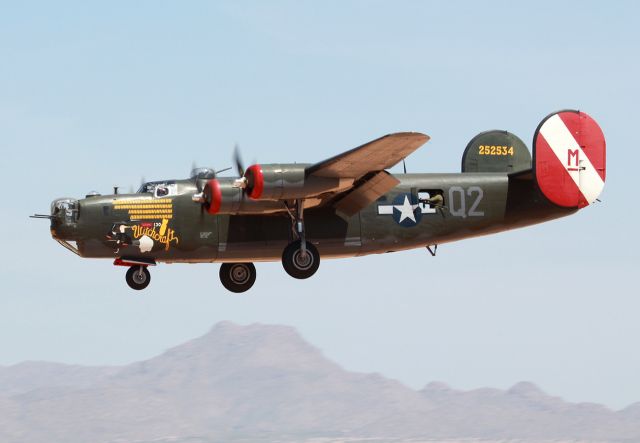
[125,266,151,290]
[220,263,256,293]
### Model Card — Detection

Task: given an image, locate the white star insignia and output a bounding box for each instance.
[394,195,419,223]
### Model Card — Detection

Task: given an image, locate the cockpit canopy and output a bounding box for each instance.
[137,181,179,198]
[137,168,216,198]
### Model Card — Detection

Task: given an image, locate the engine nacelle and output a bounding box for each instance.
[203,178,287,215]
[244,163,351,200]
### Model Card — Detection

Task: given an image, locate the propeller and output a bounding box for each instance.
[233,143,245,177]
[191,161,203,192]
[190,161,220,204]
[190,161,221,194]
[230,143,261,193]
[192,143,262,206]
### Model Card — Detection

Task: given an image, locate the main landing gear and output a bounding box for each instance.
[219,262,256,293]
[282,199,320,279]
[282,240,320,279]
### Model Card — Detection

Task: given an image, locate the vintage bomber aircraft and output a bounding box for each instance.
[33,110,606,293]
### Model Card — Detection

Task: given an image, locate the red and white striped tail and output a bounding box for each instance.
[533,110,606,209]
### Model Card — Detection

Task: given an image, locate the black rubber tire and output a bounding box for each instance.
[125,266,151,290]
[219,263,256,293]
[282,240,320,279]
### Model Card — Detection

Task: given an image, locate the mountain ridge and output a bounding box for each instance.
[0,322,637,443]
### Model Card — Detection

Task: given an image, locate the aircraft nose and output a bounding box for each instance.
[49,198,80,240]
[50,198,79,221]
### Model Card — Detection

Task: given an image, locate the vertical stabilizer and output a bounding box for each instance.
[533,110,606,208]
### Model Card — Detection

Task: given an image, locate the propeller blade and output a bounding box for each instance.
[233,144,245,177]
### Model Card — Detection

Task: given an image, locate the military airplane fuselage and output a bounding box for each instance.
[37,110,606,292]
[51,172,571,261]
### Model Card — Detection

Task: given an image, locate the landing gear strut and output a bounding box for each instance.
[282,199,320,279]
[126,266,151,290]
[220,263,256,293]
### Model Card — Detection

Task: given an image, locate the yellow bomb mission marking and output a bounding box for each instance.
[113,198,173,220]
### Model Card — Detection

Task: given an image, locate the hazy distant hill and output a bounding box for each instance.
[0,322,638,443]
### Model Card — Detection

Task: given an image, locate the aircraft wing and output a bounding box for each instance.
[307,132,429,179]
[306,132,429,217]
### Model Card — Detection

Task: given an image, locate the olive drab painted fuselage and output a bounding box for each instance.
[50,172,573,263]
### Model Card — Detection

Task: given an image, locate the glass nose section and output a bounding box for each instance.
[51,198,79,224]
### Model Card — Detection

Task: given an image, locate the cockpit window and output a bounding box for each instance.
[137,181,178,198]
[155,186,169,197]
[137,183,153,194]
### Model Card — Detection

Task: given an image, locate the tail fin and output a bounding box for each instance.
[533,110,606,208]
[462,130,531,174]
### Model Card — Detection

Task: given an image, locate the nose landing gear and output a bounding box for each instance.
[114,258,156,291]
[125,265,151,290]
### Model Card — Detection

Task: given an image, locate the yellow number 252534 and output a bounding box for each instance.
[478,145,514,156]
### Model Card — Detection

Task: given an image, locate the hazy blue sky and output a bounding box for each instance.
[2,1,639,409]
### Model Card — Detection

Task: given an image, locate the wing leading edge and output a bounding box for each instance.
[307,132,429,180]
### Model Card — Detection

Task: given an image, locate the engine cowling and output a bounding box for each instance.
[243,163,351,201]
[202,178,284,215]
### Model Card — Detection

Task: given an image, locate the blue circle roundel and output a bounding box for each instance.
[392,194,422,227]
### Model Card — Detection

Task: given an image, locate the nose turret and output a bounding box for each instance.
[49,198,79,240]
